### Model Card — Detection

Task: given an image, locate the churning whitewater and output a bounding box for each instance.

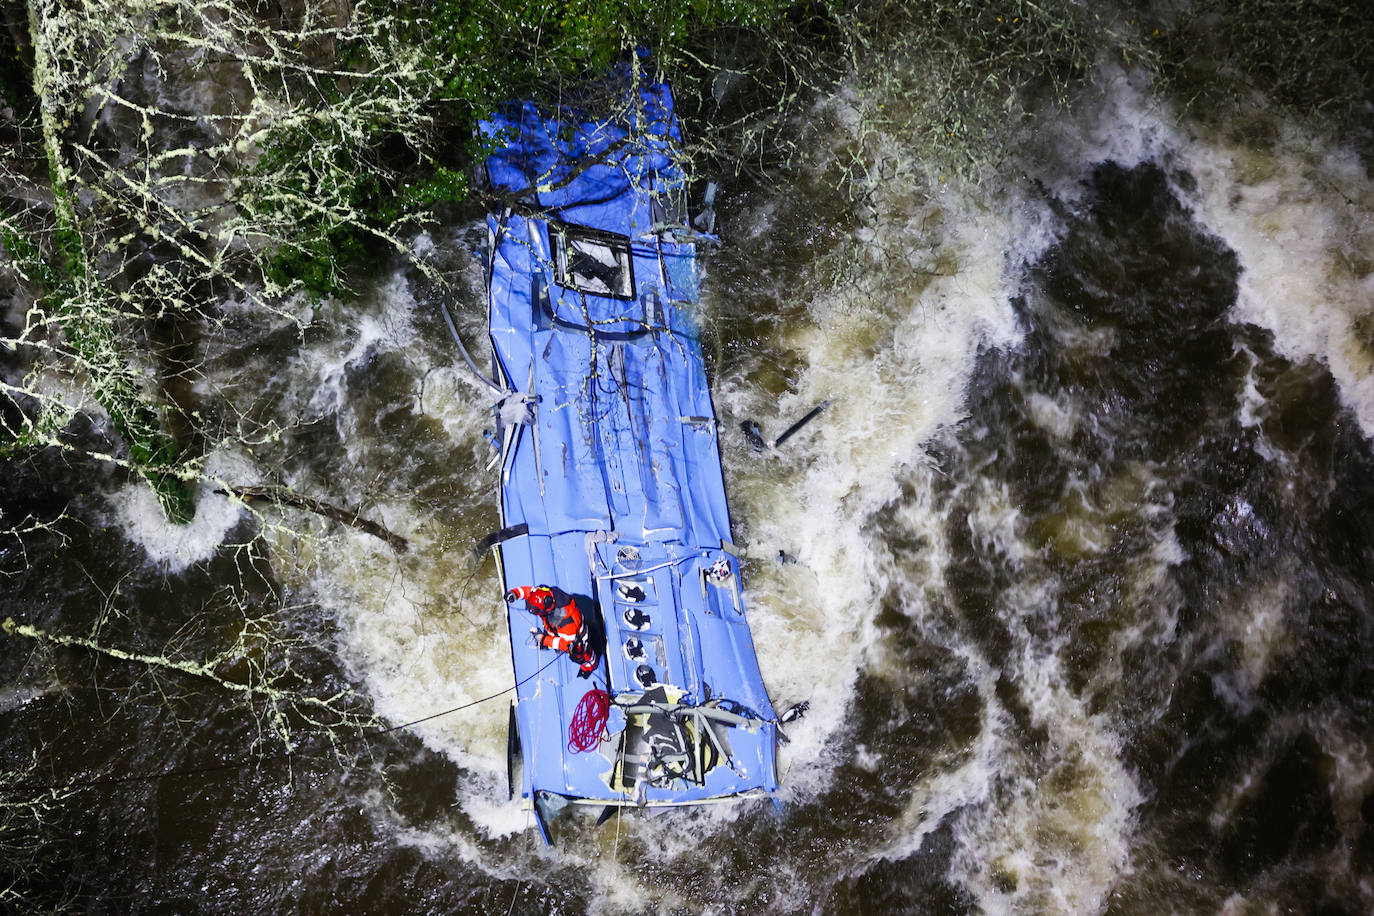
[6,43,1373,914]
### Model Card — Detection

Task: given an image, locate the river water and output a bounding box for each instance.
[3,42,1374,916]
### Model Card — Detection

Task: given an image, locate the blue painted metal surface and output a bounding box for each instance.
[481,76,778,825]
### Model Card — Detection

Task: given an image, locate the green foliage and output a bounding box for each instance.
[247,121,394,300]
[398,167,471,213]
[413,0,782,104]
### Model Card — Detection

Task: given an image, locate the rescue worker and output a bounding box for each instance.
[506,585,600,677]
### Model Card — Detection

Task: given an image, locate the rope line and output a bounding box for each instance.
[3,656,562,794]
[566,688,610,753]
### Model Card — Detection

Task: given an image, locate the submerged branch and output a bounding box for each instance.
[221,485,409,553]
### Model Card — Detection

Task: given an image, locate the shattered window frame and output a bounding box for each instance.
[551,224,636,300]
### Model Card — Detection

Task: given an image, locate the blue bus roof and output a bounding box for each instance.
[480,77,779,821]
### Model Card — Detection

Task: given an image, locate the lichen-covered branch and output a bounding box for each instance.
[0,751,74,907]
[2,616,378,753]
[3,0,469,523]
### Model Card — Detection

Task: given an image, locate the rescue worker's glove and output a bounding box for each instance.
[505,589,520,604]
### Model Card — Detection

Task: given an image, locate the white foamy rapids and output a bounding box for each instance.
[871,646,1004,859]
[1210,567,1293,710]
[108,449,257,573]
[1019,66,1174,202]
[1311,712,1374,866]
[841,72,1195,909]
[302,526,515,787]
[900,470,1144,913]
[257,252,511,791]
[1178,123,1374,435]
[870,630,1143,915]
[304,275,416,431]
[949,645,1142,915]
[1010,63,1374,442]
[719,162,1030,802]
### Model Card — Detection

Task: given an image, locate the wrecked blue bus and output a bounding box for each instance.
[477,72,781,843]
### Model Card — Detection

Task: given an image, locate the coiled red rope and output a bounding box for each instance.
[567,688,610,753]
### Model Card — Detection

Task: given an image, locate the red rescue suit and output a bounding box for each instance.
[506,585,599,675]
